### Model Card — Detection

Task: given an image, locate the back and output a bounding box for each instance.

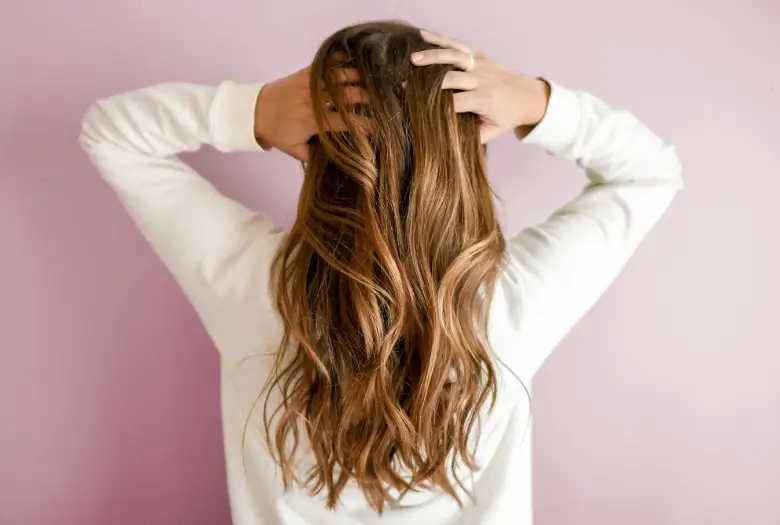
[221,262,533,523]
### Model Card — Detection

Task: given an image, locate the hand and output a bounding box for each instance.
[411,30,551,143]
[254,67,365,161]
[253,67,318,161]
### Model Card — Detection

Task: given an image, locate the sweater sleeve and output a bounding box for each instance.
[496,82,683,383]
[79,82,284,355]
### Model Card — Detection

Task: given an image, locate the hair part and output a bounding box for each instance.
[259,20,506,512]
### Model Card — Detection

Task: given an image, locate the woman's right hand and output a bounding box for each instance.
[411,30,551,143]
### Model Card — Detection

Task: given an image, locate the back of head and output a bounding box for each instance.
[265,20,506,512]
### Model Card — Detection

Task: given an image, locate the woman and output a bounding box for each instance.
[80,21,682,525]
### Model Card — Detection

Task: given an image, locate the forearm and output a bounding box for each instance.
[514,78,552,139]
[79,82,273,316]
[501,82,682,380]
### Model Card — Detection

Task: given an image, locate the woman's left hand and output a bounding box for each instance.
[411,30,550,143]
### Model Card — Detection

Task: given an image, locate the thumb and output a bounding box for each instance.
[479,122,503,144]
[287,143,311,162]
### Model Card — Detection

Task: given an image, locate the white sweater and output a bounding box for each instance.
[80,80,682,525]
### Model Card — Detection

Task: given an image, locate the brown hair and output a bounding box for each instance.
[262,20,506,512]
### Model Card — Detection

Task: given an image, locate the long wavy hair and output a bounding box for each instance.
[263,21,506,512]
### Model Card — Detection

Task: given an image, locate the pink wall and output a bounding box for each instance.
[1,1,778,524]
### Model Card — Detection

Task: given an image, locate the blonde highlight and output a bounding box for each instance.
[260,21,506,512]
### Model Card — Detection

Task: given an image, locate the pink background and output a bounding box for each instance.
[1,1,779,524]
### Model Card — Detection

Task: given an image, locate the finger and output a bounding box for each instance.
[411,48,472,70]
[318,68,361,90]
[323,111,347,131]
[331,68,360,84]
[452,91,481,114]
[319,87,369,112]
[334,85,368,105]
[288,143,311,161]
[420,29,472,54]
[479,123,502,144]
[322,111,372,133]
[329,51,352,68]
[441,71,478,91]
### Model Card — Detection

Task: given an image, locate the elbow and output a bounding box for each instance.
[627,145,684,195]
[79,101,112,153]
[667,145,684,190]
[645,145,684,196]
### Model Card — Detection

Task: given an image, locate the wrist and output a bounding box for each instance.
[253,84,276,149]
[524,78,551,127]
[514,77,551,139]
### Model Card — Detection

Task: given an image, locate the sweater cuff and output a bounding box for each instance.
[212,81,267,153]
[518,81,582,157]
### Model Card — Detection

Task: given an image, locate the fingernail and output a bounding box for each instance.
[411,53,423,63]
